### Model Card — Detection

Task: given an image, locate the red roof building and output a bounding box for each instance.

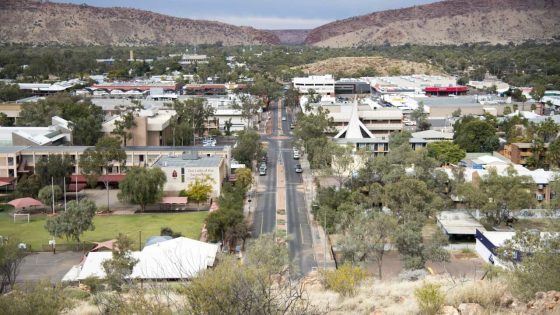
[424,86,468,96]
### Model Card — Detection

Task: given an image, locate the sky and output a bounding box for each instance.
[54,0,438,29]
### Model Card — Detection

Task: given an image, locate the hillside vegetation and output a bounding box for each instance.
[305,0,560,47]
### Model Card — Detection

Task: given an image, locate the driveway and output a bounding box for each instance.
[18,251,83,283]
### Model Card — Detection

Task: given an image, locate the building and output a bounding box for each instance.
[292,75,335,95]
[18,79,84,96]
[0,145,232,188]
[152,153,226,197]
[475,229,516,268]
[91,81,180,97]
[64,237,219,282]
[447,153,559,204]
[335,79,372,95]
[424,86,468,96]
[437,211,486,238]
[305,97,403,136]
[364,75,458,95]
[501,142,548,166]
[179,54,209,66]
[0,116,72,147]
[102,109,175,146]
[411,130,454,142]
[468,73,510,93]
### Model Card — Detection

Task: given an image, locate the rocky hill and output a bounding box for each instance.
[267,30,310,45]
[293,56,445,76]
[305,0,560,47]
[0,0,279,46]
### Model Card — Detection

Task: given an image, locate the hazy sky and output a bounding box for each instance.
[54,0,438,29]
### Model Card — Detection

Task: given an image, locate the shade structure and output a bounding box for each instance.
[160,196,188,205]
[8,197,44,208]
[0,180,11,187]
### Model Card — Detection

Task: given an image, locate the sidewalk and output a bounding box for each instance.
[300,156,336,270]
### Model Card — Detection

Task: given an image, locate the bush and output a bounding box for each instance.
[63,287,90,300]
[448,281,506,309]
[82,276,103,293]
[320,264,368,297]
[414,282,444,315]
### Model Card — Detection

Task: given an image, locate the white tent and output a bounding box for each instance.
[66,237,219,281]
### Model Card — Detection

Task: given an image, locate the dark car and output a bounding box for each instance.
[295,164,303,173]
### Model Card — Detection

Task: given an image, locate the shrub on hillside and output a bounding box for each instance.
[448,280,506,309]
[414,282,444,315]
[320,264,368,297]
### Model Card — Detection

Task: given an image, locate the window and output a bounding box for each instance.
[139,155,144,162]
[181,168,185,183]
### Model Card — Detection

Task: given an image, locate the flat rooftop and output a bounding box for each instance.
[153,155,223,168]
[437,211,486,236]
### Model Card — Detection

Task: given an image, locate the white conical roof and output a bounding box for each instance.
[334,100,374,139]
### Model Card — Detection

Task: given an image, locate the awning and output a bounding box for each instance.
[71,174,126,184]
[68,183,87,192]
[8,197,44,208]
[90,239,116,252]
[160,197,188,205]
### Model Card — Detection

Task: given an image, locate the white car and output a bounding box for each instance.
[282,116,287,121]
[293,151,300,159]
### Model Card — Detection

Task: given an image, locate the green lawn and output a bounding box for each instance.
[0,211,208,251]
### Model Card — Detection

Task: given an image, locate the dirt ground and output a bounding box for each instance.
[362,251,485,281]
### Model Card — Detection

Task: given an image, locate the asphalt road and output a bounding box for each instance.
[252,99,317,277]
[281,104,317,277]
[252,101,278,237]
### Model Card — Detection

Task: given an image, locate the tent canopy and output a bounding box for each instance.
[8,197,44,208]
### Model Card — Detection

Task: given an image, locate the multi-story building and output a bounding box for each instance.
[102,109,175,146]
[502,142,549,166]
[292,75,335,95]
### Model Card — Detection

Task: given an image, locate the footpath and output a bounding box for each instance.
[300,156,337,270]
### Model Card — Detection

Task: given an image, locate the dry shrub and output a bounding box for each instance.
[320,264,368,297]
[448,280,507,309]
[414,282,445,315]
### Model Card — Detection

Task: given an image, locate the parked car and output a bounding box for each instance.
[293,150,300,159]
[295,164,303,173]
[282,116,287,121]
[259,165,267,176]
[290,123,295,129]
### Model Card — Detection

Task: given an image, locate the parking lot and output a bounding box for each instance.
[18,251,83,283]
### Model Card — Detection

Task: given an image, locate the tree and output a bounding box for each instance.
[458,167,536,225]
[112,101,144,146]
[423,230,450,271]
[79,136,127,186]
[320,263,368,297]
[0,238,26,294]
[384,178,442,224]
[547,138,560,168]
[389,130,412,147]
[185,176,214,208]
[328,144,361,188]
[234,167,253,192]
[102,233,139,292]
[498,231,560,300]
[284,86,300,111]
[38,185,62,212]
[184,235,312,315]
[14,174,41,198]
[0,113,13,127]
[536,117,559,143]
[453,116,499,152]
[529,84,546,102]
[410,102,430,131]
[451,108,462,118]
[503,106,512,116]
[34,154,74,188]
[45,199,96,243]
[17,94,103,145]
[427,141,466,165]
[233,94,261,129]
[232,129,260,166]
[0,83,30,102]
[337,212,397,279]
[118,167,166,213]
[395,224,426,270]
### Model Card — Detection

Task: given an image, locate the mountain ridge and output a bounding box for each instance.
[0,0,280,46]
[305,0,560,47]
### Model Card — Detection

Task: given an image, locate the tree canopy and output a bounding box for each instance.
[453,116,499,152]
[45,199,97,243]
[118,167,166,213]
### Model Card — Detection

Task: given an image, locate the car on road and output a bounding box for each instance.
[293,150,300,159]
[290,123,295,129]
[259,165,267,176]
[295,164,303,173]
[282,116,287,121]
